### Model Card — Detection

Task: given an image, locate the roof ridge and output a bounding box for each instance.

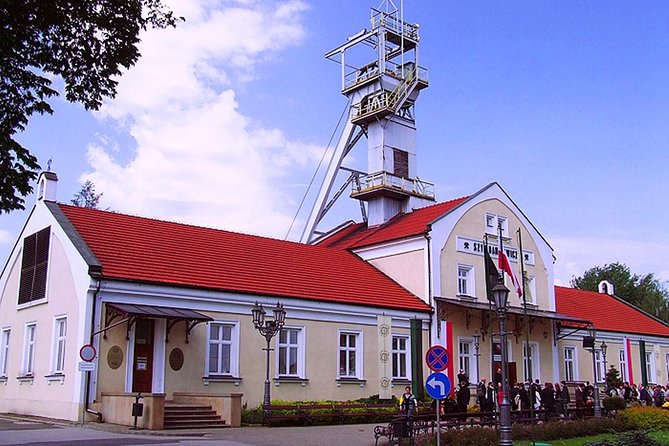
[57,202,333,251]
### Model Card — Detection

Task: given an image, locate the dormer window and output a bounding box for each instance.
[18,227,51,305]
[485,213,509,238]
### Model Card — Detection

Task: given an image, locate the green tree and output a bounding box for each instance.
[71,180,102,209]
[1,0,181,213]
[571,262,669,323]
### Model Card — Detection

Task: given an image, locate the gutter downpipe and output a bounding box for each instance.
[425,232,433,347]
[85,279,103,422]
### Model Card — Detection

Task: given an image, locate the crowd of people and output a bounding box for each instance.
[402,368,669,418]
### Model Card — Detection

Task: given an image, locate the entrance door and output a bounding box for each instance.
[493,361,518,386]
[132,319,154,393]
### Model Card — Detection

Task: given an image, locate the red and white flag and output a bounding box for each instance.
[498,250,523,298]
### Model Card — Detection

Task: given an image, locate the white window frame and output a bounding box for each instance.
[523,342,540,382]
[276,326,306,379]
[485,213,509,238]
[457,264,475,297]
[51,316,67,374]
[619,349,628,382]
[595,350,605,383]
[526,276,537,305]
[205,321,240,377]
[0,328,10,377]
[458,337,476,383]
[22,323,36,376]
[665,353,669,385]
[564,346,576,381]
[338,329,363,380]
[391,334,411,380]
[645,351,656,384]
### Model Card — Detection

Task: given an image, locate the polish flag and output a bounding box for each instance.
[498,250,523,298]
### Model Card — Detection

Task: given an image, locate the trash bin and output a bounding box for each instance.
[392,417,409,439]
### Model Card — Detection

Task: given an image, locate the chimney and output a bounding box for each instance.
[598,280,615,295]
[36,171,58,203]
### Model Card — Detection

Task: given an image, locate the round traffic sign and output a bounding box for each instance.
[79,344,97,362]
[425,372,452,399]
[425,345,449,372]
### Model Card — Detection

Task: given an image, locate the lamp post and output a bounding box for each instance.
[585,329,602,417]
[601,341,608,392]
[492,279,512,446]
[251,301,286,410]
[473,330,481,383]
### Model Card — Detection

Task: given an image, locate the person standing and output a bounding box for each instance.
[399,385,417,417]
[457,381,471,418]
[561,381,571,416]
[476,378,487,410]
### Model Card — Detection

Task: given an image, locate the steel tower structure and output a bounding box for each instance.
[301,3,435,243]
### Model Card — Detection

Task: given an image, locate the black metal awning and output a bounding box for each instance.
[102,302,213,344]
[434,296,592,345]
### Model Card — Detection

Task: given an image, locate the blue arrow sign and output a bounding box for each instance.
[425,372,451,399]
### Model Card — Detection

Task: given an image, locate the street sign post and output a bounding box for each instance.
[425,372,451,399]
[425,345,449,372]
[79,344,97,362]
[425,371,451,446]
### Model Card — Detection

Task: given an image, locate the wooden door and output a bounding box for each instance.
[132,319,154,393]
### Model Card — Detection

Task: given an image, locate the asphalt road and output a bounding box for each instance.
[0,415,383,446]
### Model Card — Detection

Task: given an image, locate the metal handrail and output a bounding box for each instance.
[352,171,435,199]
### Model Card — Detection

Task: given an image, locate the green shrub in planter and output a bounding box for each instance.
[619,406,669,431]
[603,396,628,412]
[585,430,662,446]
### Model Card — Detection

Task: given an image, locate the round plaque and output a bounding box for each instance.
[169,348,184,371]
[107,345,123,370]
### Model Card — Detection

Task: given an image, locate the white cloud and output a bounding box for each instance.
[83,0,319,238]
[552,235,669,287]
[0,229,12,245]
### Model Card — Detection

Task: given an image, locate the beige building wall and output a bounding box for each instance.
[368,249,426,300]
[439,199,551,311]
[96,310,428,409]
[0,230,82,421]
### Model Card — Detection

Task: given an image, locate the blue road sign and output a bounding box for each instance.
[425,372,451,399]
[425,345,449,372]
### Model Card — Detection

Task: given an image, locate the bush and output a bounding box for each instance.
[413,417,633,446]
[585,430,662,446]
[603,396,628,412]
[618,406,669,431]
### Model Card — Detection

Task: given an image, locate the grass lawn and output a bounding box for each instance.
[514,430,669,445]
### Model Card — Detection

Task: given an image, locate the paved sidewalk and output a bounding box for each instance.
[87,422,381,446]
[1,414,383,446]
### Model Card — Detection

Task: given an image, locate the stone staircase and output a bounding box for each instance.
[163,402,227,429]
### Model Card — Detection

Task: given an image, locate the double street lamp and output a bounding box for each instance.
[492,279,513,446]
[251,301,286,409]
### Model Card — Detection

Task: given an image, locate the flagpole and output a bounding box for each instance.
[484,234,494,389]
[518,227,536,445]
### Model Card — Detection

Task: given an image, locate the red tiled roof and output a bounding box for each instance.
[318,196,470,249]
[555,286,669,337]
[56,204,431,313]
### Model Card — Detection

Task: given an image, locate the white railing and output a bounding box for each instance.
[370,9,419,40]
[352,171,435,199]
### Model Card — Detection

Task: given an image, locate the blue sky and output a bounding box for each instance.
[1,0,668,287]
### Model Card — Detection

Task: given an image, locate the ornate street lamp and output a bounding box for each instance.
[492,279,512,446]
[251,301,286,409]
[601,340,608,391]
[583,328,602,417]
[473,329,481,383]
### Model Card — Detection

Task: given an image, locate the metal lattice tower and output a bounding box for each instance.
[301,4,435,243]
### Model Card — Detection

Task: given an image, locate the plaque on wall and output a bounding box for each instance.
[169,348,184,371]
[107,345,123,370]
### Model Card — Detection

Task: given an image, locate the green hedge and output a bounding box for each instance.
[618,406,669,431]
